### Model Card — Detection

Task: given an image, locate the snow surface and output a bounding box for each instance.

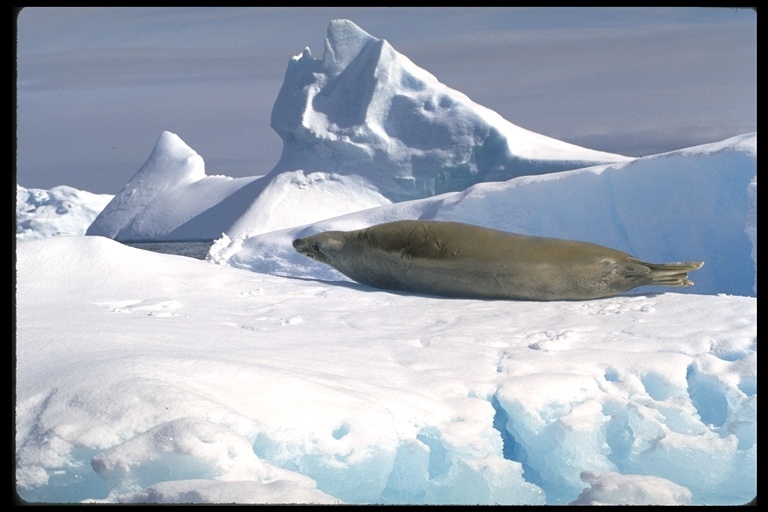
[15,235,757,505]
[16,19,755,506]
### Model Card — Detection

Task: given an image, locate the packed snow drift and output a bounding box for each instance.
[16,19,755,505]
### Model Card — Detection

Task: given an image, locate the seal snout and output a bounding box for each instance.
[293,237,316,259]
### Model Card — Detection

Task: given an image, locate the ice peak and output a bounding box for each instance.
[323,19,380,77]
[270,20,629,201]
[139,131,205,184]
[149,131,201,166]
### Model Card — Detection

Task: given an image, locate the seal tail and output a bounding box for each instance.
[625,258,704,287]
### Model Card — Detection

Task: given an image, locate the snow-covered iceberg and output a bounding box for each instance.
[85,131,261,241]
[87,19,629,242]
[268,19,629,199]
[16,185,113,241]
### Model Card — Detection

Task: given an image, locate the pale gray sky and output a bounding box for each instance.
[15,7,756,194]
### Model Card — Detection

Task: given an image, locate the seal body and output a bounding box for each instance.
[292,220,703,301]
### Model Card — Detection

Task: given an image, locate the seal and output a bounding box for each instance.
[292,220,704,301]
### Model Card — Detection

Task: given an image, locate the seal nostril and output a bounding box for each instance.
[292,238,302,249]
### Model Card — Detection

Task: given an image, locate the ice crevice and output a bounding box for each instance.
[487,349,757,505]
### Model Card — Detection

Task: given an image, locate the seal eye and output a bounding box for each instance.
[312,241,321,252]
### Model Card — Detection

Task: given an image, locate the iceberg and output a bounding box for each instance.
[87,19,629,242]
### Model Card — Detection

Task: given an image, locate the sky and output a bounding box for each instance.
[14,6,756,194]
